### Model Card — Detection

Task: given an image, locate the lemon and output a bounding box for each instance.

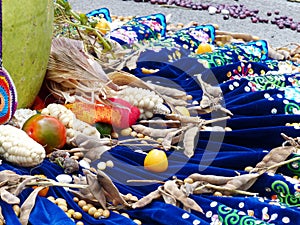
[144,149,168,173]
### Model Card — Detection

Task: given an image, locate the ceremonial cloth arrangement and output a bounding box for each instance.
[1,1,300,225]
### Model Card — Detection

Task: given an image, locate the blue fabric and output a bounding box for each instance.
[1,11,300,225]
[86,7,112,22]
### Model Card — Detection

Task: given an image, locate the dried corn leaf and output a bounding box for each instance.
[47,37,117,103]
[147,83,187,99]
[158,186,177,206]
[182,181,202,196]
[0,187,20,205]
[0,206,4,223]
[253,146,295,173]
[188,173,233,185]
[162,129,182,150]
[132,124,178,138]
[183,126,199,158]
[161,95,188,106]
[13,176,37,196]
[139,119,181,128]
[221,173,260,195]
[19,186,44,225]
[132,189,161,209]
[95,170,129,207]
[116,49,141,71]
[0,170,21,185]
[85,172,107,209]
[164,180,203,213]
[165,114,203,124]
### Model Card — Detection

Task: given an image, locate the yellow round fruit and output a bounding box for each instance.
[144,149,168,173]
[95,18,110,35]
[2,0,54,108]
[195,43,213,54]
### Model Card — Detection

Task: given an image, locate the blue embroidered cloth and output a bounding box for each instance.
[1,8,300,225]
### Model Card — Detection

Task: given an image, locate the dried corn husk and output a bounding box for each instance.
[46,37,118,104]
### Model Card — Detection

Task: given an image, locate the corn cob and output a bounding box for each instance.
[115,87,170,119]
[41,103,100,143]
[65,98,140,129]
[9,108,37,128]
[0,125,46,167]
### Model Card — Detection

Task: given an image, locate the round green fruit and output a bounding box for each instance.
[2,0,54,108]
[22,114,67,154]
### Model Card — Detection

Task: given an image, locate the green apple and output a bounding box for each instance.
[2,0,54,108]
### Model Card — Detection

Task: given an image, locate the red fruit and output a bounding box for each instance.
[22,114,66,154]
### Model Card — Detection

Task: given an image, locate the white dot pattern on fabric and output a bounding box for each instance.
[277,94,283,98]
[271,108,277,114]
[282,217,290,223]
[229,84,234,90]
[264,93,270,98]
[283,100,289,104]
[244,86,251,92]
[210,201,218,207]
[268,97,274,101]
[233,81,239,87]
[193,219,201,225]
[182,213,190,219]
[206,211,212,218]
[239,202,245,208]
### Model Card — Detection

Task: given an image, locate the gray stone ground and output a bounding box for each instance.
[68,0,300,48]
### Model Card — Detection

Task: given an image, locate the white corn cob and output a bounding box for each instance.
[41,103,100,143]
[0,125,46,167]
[115,87,170,119]
[9,108,37,128]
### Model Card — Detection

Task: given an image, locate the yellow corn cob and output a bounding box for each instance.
[0,125,46,167]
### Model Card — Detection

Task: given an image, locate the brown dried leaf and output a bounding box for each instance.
[188,173,233,185]
[132,124,178,138]
[131,189,161,209]
[165,114,203,124]
[94,170,129,207]
[0,206,4,223]
[0,187,20,205]
[0,170,21,184]
[158,186,177,206]
[162,129,182,150]
[253,146,295,173]
[164,180,203,213]
[182,181,202,196]
[13,176,37,196]
[221,173,260,195]
[147,83,187,99]
[85,172,107,209]
[73,133,111,149]
[19,186,44,225]
[183,126,199,158]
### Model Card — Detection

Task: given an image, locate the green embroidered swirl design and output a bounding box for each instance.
[217,205,269,225]
[287,155,300,175]
[246,75,285,91]
[271,180,300,206]
[285,102,300,114]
